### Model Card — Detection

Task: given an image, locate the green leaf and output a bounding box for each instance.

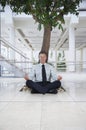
[0,0,82,30]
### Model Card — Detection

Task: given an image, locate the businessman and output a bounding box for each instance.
[23,51,62,94]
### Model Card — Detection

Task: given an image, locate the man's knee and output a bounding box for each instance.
[57,80,61,87]
[26,80,28,86]
[26,80,30,87]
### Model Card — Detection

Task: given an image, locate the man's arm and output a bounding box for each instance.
[24,65,36,81]
[50,66,62,81]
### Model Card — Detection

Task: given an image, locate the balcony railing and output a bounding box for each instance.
[0,37,30,77]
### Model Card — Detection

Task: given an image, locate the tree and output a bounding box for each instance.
[0,0,82,57]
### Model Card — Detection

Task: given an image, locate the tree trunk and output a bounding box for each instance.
[41,25,51,57]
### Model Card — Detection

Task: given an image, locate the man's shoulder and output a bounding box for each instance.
[46,63,54,68]
[33,63,40,68]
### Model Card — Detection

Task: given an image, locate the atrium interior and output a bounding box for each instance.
[0,1,86,130]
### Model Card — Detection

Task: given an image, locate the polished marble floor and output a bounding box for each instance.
[0,73,86,130]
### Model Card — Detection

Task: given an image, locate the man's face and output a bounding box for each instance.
[39,53,47,64]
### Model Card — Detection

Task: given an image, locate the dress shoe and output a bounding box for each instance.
[31,89,40,94]
[47,89,58,94]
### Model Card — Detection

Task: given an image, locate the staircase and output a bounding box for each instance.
[0,37,29,77]
[0,54,25,77]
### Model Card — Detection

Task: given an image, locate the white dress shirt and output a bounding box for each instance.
[29,63,57,82]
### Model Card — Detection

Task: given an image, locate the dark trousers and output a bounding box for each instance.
[26,80,61,94]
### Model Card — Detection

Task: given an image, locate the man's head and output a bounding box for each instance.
[39,51,47,64]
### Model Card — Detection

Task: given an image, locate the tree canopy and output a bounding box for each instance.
[0,0,82,30]
[0,0,82,56]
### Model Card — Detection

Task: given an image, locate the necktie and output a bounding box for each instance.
[42,64,47,84]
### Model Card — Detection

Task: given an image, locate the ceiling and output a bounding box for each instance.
[12,0,86,51]
[1,0,86,52]
[13,13,86,51]
[13,15,63,50]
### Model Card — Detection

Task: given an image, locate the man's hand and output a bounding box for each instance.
[57,75,62,80]
[24,74,29,80]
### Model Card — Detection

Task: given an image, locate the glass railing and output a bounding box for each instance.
[0,60,86,78]
[0,60,33,77]
[0,37,30,77]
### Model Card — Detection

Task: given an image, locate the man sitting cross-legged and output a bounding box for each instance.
[21,51,63,94]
